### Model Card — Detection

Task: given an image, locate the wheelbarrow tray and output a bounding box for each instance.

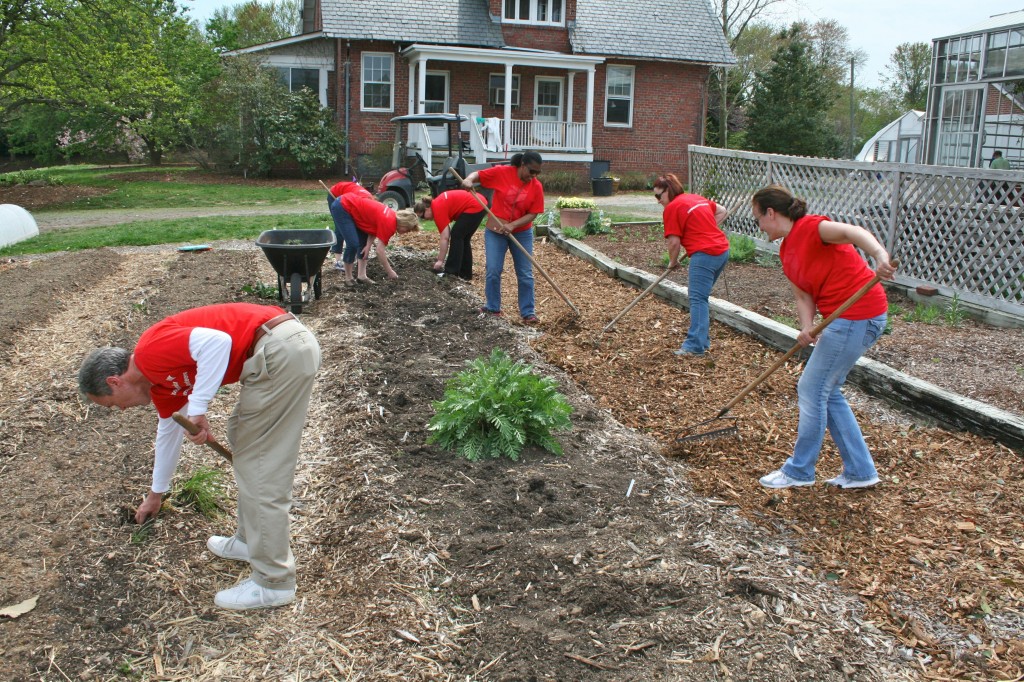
[256,229,336,314]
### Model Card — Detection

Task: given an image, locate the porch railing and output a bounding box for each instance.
[689,145,1024,319]
[505,119,587,152]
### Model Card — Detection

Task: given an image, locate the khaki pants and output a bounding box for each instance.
[226,319,320,590]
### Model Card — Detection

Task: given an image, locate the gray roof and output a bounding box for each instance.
[320,0,504,48]
[937,9,1024,40]
[571,0,735,65]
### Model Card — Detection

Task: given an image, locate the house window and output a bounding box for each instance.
[488,74,520,107]
[605,65,634,127]
[268,66,325,104]
[362,53,393,112]
[502,0,563,25]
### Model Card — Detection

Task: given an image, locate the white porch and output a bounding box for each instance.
[401,44,604,163]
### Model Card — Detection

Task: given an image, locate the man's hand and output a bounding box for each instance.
[184,413,212,445]
[135,491,163,524]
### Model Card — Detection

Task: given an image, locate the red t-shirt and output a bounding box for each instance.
[340,194,399,245]
[330,181,372,199]
[431,189,485,232]
[662,193,729,257]
[780,214,888,319]
[133,303,283,418]
[477,165,544,233]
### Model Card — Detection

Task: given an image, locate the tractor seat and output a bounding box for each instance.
[426,156,458,184]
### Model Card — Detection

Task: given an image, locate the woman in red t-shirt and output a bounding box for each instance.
[654,173,731,355]
[461,152,545,324]
[414,190,487,280]
[326,181,374,270]
[330,194,419,284]
[751,184,897,491]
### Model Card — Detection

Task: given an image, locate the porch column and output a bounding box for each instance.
[417,59,429,114]
[567,72,575,124]
[585,67,595,154]
[504,63,513,153]
[407,60,416,115]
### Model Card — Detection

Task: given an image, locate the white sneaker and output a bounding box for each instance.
[825,472,880,489]
[207,535,249,562]
[332,260,344,271]
[214,578,295,611]
[759,469,814,489]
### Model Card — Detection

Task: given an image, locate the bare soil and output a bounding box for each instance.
[0,175,1022,681]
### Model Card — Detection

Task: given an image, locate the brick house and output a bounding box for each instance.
[228,0,734,183]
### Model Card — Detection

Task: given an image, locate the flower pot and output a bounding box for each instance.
[591,177,614,197]
[559,208,591,228]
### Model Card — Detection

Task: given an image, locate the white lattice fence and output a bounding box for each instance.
[689,146,1024,316]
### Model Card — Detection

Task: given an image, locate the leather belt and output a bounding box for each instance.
[248,312,297,356]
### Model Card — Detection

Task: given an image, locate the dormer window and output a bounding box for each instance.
[503,0,564,26]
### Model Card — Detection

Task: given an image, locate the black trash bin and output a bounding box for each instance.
[592,176,614,196]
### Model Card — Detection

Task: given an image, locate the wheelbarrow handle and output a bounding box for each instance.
[716,264,896,419]
[172,412,234,463]
[449,168,580,317]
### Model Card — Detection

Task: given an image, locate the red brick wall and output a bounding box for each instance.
[501,25,571,52]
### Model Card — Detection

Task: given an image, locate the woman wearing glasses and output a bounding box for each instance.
[653,173,730,356]
[461,151,545,325]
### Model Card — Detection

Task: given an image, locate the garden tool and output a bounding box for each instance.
[449,168,580,316]
[173,412,234,463]
[675,266,894,444]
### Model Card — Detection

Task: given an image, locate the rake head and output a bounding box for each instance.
[675,416,739,444]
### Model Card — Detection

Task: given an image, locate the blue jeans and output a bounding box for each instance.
[329,199,361,263]
[327,193,343,254]
[780,315,887,483]
[483,228,535,317]
[681,250,729,354]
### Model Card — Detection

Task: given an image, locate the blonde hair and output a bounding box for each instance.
[396,208,420,233]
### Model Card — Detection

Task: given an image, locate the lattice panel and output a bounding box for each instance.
[689,146,1024,315]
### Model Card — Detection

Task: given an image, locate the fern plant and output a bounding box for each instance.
[428,349,572,461]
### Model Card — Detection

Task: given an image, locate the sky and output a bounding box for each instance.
[179,0,1024,87]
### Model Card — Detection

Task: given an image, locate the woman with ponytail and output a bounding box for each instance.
[414,190,486,280]
[751,184,897,490]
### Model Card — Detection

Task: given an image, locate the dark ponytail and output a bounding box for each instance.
[752,185,807,221]
[511,151,543,167]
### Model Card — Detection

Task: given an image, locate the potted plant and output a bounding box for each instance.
[554,196,597,228]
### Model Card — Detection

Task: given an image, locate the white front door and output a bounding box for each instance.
[534,77,563,146]
[425,71,450,148]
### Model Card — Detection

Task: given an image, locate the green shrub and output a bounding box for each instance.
[755,252,781,268]
[728,233,757,262]
[427,349,572,461]
[583,208,610,235]
[542,170,583,194]
[561,226,587,239]
[0,169,65,187]
[242,282,279,299]
[617,171,655,191]
[173,466,225,518]
[555,196,597,209]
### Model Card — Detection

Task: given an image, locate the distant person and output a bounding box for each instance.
[751,185,896,491]
[987,151,1012,203]
[78,303,320,610]
[653,173,730,356]
[329,193,419,284]
[461,151,544,324]
[990,151,1011,170]
[414,190,487,280]
[326,180,374,271]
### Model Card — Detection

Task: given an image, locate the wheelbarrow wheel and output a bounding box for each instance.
[289,271,303,314]
[313,270,323,299]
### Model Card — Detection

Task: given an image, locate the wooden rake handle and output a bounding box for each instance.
[172,412,234,463]
[449,168,580,317]
[716,263,895,419]
[603,267,673,332]
[318,179,336,199]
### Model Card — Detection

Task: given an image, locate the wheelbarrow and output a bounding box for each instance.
[255,229,336,314]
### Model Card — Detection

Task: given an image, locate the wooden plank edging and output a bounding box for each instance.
[547,227,1024,452]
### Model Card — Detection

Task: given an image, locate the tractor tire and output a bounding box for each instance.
[376,190,406,210]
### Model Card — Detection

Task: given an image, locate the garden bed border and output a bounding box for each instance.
[548,227,1024,452]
